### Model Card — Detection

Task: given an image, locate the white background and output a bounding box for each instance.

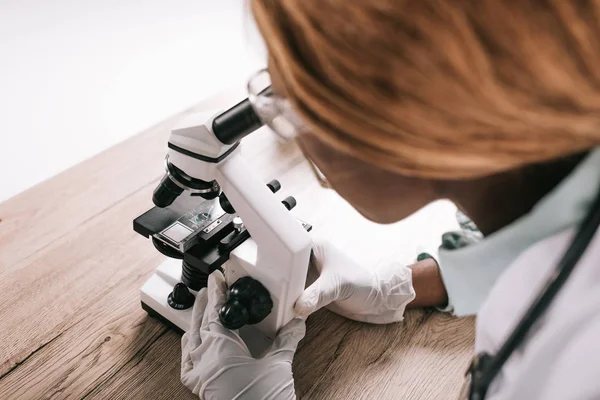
[0,0,262,203]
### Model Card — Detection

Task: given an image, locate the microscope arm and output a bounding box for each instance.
[215,150,312,338]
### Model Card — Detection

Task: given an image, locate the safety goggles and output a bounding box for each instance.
[247,68,331,189]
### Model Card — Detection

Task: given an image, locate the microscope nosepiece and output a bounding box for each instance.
[152,174,184,208]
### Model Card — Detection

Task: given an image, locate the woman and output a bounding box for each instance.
[180,1,600,399]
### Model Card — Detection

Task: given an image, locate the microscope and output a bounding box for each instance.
[133,95,312,354]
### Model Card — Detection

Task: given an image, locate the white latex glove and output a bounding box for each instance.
[294,240,416,324]
[181,272,305,400]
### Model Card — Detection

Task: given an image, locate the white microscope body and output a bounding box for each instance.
[137,98,312,352]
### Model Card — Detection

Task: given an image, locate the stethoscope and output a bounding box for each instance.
[465,184,600,400]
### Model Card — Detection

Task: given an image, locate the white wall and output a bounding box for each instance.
[0,0,262,203]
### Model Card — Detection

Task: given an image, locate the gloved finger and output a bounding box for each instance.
[189,287,208,336]
[181,287,208,374]
[267,318,306,359]
[309,238,330,273]
[294,272,338,317]
[181,333,194,377]
[201,271,228,328]
[201,271,250,355]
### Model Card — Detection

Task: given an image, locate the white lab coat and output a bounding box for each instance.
[433,148,600,397]
[438,149,600,319]
[477,227,600,399]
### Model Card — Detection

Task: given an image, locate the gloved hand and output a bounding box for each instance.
[294,240,416,324]
[181,272,305,400]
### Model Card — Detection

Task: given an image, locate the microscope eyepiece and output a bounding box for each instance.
[212,98,263,145]
[152,174,184,208]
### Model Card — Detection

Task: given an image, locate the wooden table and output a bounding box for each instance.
[0,88,474,400]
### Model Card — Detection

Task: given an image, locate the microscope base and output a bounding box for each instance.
[140,258,273,357]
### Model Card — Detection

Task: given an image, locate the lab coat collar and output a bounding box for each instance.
[438,147,600,316]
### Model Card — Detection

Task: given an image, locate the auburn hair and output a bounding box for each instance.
[252,0,600,179]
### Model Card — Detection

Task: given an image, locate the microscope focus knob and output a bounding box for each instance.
[219,277,273,330]
[168,283,195,310]
[219,299,249,330]
[282,196,297,210]
[266,179,281,193]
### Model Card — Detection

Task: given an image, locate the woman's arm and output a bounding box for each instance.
[407,258,448,308]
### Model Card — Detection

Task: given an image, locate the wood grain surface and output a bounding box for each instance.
[0,87,474,400]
